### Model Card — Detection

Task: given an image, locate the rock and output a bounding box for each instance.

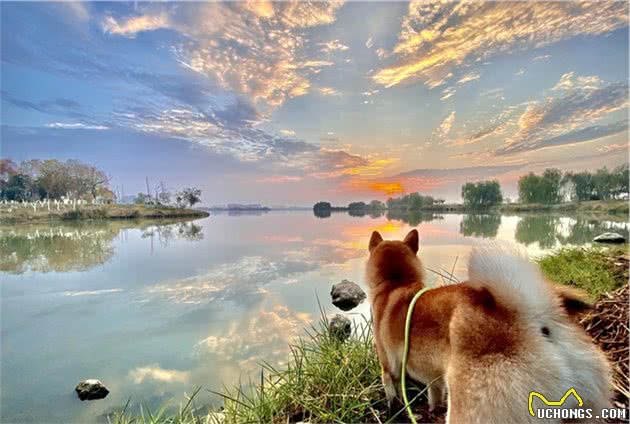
[75,379,109,401]
[330,279,366,311]
[593,232,626,244]
[329,314,352,342]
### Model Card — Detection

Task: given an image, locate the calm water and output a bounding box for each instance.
[1,211,628,423]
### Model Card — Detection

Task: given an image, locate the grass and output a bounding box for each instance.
[108,247,628,424]
[216,314,391,424]
[539,245,628,298]
[108,388,224,424]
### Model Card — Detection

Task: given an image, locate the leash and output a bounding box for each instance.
[401,287,431,424]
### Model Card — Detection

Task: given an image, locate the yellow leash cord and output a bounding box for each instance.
[401,287,431,424]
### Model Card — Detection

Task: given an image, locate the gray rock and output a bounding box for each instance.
[331,279,366,311]
[329,314,352,342]
[75,379,109,401]
[593,232,626,244]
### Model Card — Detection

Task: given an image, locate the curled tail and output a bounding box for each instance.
[466,243,556,321]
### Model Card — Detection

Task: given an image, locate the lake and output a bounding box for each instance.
[1,211,628,423]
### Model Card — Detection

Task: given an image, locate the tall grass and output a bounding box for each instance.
[108,387,224,424]
[215,314,388,423]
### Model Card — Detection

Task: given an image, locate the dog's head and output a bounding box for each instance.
[365,229,424,290]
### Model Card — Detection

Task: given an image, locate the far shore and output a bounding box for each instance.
[0,204,209,224]
[318,200,629,216]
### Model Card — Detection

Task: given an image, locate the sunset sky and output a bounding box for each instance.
[2,1,629,205]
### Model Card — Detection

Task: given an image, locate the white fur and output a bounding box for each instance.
[467,242,556,322]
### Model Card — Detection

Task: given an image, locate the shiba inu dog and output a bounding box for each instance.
[366,229,613,423]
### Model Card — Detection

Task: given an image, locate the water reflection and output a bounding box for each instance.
[0,224,116,274]
[514,215,629,248]
[0,220,204,274]
[1,212,628,424]
[460,214,501,238]
[385,210,443,226]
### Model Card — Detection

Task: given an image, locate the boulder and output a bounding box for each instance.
[75,379,109,401]
[330,279,366,311]
[593,232,626,244]
[329,314,352,342]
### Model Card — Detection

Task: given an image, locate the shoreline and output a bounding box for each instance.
[0,204,209,224]
[319,200,629,217]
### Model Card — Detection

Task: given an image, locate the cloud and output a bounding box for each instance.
[373,2,627,87]
[457,72,480,85]
[440,86,456,101]
[102,12,171,37]
[319,39,349,54]
[47,122,109,130]
[257,175,303,183]
[63,2,90,22]
[163,2,344,110]
[317,87,341,96]
[552,72,603,91]
[2,91,85,117]
[196,304,311,371]
[129,364,190,384]
[279,129,296,136]
[532,54,551,62]
[365,36,374,49]
[63,289,123,296]
[502,120,628,154]
[434,111,456,139]
[497,75,628,155]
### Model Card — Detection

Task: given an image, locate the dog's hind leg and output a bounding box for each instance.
[382,370,399,411]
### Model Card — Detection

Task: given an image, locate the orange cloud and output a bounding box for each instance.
[368,181,405,196]
[342,179,405,197]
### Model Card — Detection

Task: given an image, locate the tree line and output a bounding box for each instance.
[520,165,629,204]
[313,164,628,215]
[0,158,203,208]
[0,159,113,202]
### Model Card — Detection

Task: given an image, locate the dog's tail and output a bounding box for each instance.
[466,242,556,320]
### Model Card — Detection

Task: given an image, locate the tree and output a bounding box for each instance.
[175,187,202,208]
[541,168,563,204]
[565,171,594,201]
[2,159,113,201]
[462,180,503,207]
[369,200,386,210]
[518,169,562,204]
[135,193,150,204]
[1,174,34,201]
[313,201,332,218]
[0,159,17,182]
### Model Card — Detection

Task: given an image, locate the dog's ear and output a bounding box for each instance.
[403,229,419,254]
[369,231,383,252]
[555,285,592,317]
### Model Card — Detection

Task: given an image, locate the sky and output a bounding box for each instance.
[1,1,629,205]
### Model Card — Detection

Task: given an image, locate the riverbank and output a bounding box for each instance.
[0,204,209,223]
[109,245,629,424]
[417,200,629,215]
